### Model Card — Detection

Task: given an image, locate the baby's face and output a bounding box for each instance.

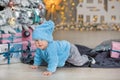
[35,40,48,50]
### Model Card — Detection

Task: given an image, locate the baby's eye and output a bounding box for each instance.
[35,40,40,42]
[40,39,44,41]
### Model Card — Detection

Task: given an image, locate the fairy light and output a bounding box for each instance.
[63,0,66,2]
[53,0,120,31]
[79,0,83,3]
[61,6,65,10]
[43,0,62,19]
[72,3,75,6]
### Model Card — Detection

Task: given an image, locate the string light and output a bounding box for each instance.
[71,3,75,6]
[43,0,120,32]
[55,22,120,31]
[43,0,62,19]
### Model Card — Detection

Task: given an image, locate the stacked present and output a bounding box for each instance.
[0,29,36,64]
[0,0,46,64]
[0,33,22,44]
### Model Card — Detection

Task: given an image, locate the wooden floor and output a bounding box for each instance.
[0,63,120,80]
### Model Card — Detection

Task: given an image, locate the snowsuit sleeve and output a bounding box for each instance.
[33,49,43,66]
[47,43,58,72]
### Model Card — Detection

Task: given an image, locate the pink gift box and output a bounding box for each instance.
[0,33,22,44]
[111,41,120,58]
[22,41,36,56]
[0,34,11,38]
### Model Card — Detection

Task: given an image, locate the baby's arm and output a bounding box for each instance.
[46,44,58,75]
[44,56,58,76]
[31,49,43,69]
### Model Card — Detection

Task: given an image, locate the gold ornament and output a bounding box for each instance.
[8,17,16,26]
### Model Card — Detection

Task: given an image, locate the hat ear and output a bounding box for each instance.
[46,20,55,33]
[39,20,55,33]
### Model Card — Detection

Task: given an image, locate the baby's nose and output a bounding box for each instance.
[39,42,43,45]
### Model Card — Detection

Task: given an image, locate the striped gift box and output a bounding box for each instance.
[111,41,120,58]
[22,40,36,57]
[0,33,22,44]
[0,41,36,64]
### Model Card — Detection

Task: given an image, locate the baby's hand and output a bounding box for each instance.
[31,65,38,69]
[43,71,52,76]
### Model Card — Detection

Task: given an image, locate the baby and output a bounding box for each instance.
[31,20,95,76]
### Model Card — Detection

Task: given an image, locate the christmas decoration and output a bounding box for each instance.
[0,0,46,64]
[43,0,62,19]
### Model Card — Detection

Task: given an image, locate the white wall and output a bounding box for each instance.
[76,0,120,23]
[53,30,120,48]
[107,1,120,23]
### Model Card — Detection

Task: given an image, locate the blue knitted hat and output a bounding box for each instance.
[32,20,55,42]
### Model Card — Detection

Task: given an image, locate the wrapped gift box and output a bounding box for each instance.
[0,33,22,44]
[22,40,36,56]
[111,41,120,58]
[0,40,36,64]
[0,43,22,64]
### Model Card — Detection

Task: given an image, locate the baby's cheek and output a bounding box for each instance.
[35,44,39,48]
